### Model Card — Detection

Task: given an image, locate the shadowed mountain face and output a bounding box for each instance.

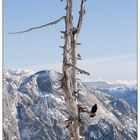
[3,70,137,140]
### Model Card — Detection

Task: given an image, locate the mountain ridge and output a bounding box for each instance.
[3,69,137,140]
[83,80,137,111]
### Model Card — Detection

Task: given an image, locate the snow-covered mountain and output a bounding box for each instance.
[3,69,137,140]
[83,81,137,111]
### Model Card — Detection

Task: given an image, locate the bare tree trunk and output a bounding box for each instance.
[62,0,86,139]
[62,0,80,139]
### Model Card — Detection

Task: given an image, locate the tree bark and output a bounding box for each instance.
[62,0,86,139]
[62,0,80,139]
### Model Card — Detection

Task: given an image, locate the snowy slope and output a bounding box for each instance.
[83,81,137,111]
[3,70,137,140]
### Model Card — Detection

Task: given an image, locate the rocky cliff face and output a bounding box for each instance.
[3,70,137,140]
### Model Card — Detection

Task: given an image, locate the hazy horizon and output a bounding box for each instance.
[3,53,137,82]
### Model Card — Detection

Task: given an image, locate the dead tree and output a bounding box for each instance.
[61,1,89,139]
[9,0,90,139]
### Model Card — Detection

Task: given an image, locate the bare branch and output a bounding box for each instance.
[76,0,85,34]
[59,46,64,48]
[77,57,82,60]
[60,31,65,34]
[73,89,80,95]
[66,63,90,75]
[77,53,82,60]
[61,36,65,39]
[77,42,82,46]
[9,16,65,34]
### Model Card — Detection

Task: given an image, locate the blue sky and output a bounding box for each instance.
[4,0,137,81]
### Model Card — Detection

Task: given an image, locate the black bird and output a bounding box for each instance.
[90,104,97,117]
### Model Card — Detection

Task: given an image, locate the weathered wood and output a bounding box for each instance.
[9,16,65,34]
[62,0,80,139]
[66,63,90,75]
[62,0,87,139]
[77,0,85,35]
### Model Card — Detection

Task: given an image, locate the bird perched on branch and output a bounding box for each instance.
[90,104,97,117]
